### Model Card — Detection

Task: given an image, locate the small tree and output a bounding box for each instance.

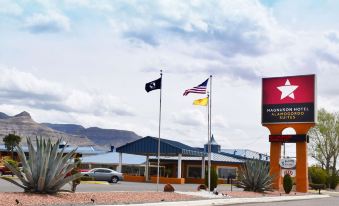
[204,168,218,191]
[308,109,339,180]
[3,133,21,159]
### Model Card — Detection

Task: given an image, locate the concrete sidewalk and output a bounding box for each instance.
[103,194,329,206]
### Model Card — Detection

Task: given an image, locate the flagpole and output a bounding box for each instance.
[156,70,163,192]
[208,75,212,192]
[207,92,210,191]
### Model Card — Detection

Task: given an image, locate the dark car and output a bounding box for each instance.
[81,168,123,183]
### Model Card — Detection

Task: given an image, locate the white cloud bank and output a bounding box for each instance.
[0,66,134,116]
[23,11,71,33]
[1,0,339,156]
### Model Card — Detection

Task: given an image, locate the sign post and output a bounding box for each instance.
[262,74,316,192]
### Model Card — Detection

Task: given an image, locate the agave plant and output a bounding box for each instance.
[0,137,82,194]
[238,159,273,192]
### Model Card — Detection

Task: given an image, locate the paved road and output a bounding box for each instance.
[229,196,339,206]
[0,177,240,192]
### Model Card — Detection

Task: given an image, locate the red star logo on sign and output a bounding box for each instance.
[276,79,299,100]
[262,75,315,105]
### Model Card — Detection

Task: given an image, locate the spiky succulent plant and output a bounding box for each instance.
[238,159,273,192]
[0,137,82,194]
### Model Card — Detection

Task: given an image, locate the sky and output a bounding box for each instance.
[1,0,339,161]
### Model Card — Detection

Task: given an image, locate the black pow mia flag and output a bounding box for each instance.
[145,77,162,92]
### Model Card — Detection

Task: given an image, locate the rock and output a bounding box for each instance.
[197,184,207,191]
[164,184,175,192]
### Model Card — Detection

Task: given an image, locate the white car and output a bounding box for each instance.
[82,168,123,183]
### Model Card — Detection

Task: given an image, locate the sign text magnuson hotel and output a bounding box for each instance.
[262,74,316,124]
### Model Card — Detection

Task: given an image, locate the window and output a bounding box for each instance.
[217,167,237,179]
[187,166,202,178]
[95,169,111,173]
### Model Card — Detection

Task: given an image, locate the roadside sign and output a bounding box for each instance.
[279,158,296,169]
[262,74,316,124]
[269,134,308,143]
[281,169,296,177]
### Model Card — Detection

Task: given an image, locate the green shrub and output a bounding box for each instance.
[328,175,339,189]
[165,168,172,178]
[238,160,273,192]
[308,166,327,184]
[210,168,218,191]
[283,174,293,194]
[204,168,218,191]
[310,183,325,194]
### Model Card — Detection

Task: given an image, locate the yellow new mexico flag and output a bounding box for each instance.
[193,97,208,106]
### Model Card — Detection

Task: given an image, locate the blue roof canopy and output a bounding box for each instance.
[0,144,105,156]
[116,136,205,157]
[81,152,145,165]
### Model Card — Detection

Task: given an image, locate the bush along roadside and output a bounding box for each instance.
[308,166,327,193]
[283,174,293,194]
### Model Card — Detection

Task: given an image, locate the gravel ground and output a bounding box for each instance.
[0,192,202,206]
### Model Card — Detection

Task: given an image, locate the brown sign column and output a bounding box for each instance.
[270,142,282,189]
[294,123,314,192]
[264,123,314,192]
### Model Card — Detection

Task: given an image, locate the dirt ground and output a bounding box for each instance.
[0,191,201,206]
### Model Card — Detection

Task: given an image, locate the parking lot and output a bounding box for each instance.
[0,177,240,193]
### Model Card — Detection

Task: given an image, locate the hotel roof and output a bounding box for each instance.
[116,136,206,157]
[81,152,146,165]
[0,144,105,156]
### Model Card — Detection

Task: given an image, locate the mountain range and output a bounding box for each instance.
[0,111,141,148]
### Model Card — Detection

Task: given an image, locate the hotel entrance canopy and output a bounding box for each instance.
[116,136,205,157]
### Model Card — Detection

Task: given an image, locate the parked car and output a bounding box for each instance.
[81,168,123,183]
[0,166,12,176]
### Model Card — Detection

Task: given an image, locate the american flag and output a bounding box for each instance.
[183,79,209,96]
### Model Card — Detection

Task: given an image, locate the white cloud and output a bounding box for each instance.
[0,66,134,116]
[106,0,278,56]
[23,11,71,33]
[212,115,229,129]
[0,0,22,15]
[64,0,113,11]
[171,109,206,127]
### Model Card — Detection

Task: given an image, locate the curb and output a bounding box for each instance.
[80,181,110,185]
[101,194,330,206]
[0,176,18,179]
